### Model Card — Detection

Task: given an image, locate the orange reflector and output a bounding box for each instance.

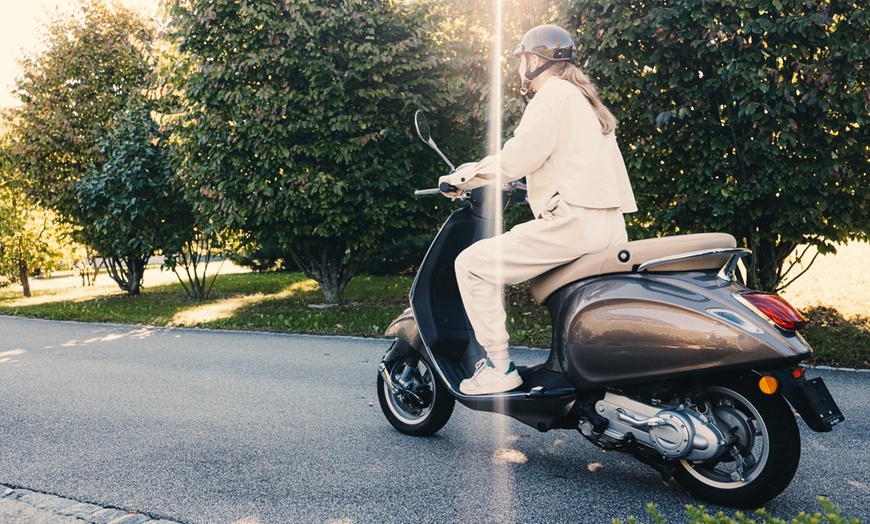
[792,367,806,379]
[759,375,779,395]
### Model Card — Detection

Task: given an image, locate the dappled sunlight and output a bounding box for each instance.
[45,327,161,350]
[170,279,320,326]
[587,462,604,472]
[0,349,26,364]
[847,480,869,492]
[230,516,264,524]
[84,333,127,343]
[79,327,156,343]
[0,262,252,308]
[170,293,270,326]
[492,448,528,465]
[781,241,870,319]
[1,283,119,307]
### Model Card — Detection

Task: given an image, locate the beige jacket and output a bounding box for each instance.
[444,77,638,218]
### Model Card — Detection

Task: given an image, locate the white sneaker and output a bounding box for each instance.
[459,358,523,395]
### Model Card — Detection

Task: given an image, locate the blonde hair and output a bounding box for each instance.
[554,62,617,134]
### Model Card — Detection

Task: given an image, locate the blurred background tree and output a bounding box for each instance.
[74,102,188,296]
[11,0,154,221]
[0,114,76,296]
[571,0,869,291]
[169,0,472,304]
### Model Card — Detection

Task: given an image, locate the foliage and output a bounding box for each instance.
[0,267,866,368]
[169,0,454,304]
[614,497,860,524]
[227,233,299,273]
[167,0,578,302]
[74,103,190,295]
[571,0,870,291]
[0,117,76,296]
[800,306,870,368]
[358,234,431,276]
[0,196,72,289]
[10,0,155,222]
[162,228,236,300]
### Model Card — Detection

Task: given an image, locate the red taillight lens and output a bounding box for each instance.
[740,292,806,330]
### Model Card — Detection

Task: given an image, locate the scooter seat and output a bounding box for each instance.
[529,232,738,304]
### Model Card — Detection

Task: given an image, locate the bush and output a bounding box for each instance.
[615,497,860,524]
[228,240,298,273]
[358,235,432,276]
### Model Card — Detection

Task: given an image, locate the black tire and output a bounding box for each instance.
[377,353,455,437]
[673,376,801,509]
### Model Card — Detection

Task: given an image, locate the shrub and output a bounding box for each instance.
[614,497,860,524]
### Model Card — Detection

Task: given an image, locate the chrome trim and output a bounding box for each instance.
[636,247,751,275]
[717,249,752,282]
[707,308,765,335]
[616,408,666,428]
[378,362,401,395]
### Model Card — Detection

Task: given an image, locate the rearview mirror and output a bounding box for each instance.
[414,110,431,143]
[413,110,455,171]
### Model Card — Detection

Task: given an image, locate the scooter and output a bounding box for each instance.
[377,111,844,509]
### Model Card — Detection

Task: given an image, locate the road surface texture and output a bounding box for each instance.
[0,317,866,523]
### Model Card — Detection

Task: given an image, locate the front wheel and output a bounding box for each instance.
[673,376,801,509]
[377,352,454,436]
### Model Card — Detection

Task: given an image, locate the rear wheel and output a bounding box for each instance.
[377,352,454,436]
[673,377,801,509]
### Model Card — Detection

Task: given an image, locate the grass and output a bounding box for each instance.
[0,267,413,338]
[0,242,867,369]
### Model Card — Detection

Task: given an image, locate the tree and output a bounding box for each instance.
[11,0,154,222]
[0,116,74,296]
[162,225,236,301]
[571,0,870,290]
[74,103,189,295]
[170,0,457,304]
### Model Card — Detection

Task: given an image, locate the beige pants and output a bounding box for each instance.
[454,195,628,352]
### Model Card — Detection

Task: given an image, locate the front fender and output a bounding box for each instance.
[384,308,423,361]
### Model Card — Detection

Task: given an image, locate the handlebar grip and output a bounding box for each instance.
[439,182,458,193]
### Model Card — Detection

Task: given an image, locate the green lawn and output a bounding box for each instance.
[1,246,867,369]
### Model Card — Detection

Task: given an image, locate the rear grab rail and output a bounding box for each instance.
[636,248,752,282]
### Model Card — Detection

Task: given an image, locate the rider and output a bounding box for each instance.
[440,25,638,395]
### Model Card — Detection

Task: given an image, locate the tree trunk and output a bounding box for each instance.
[128,257,144,296]
[290,240,358,305]
[319,272,346,306]
[746,233,798,292]
[18,259,30,298]
[104,255,148,296]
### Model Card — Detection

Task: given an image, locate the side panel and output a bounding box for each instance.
[410,206,493,362]
[552,273,812,389]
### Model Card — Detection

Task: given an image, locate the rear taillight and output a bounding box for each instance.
[740,292,806,330]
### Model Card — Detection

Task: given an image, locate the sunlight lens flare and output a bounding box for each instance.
[486,1,520,520]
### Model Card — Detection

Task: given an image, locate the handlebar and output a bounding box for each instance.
[413,182,459,197]
[414,181,527,205]
[439,182,458,193]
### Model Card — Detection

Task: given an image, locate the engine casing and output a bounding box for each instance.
[594,392,728,461]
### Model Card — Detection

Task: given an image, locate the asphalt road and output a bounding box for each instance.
[0,316,867,523]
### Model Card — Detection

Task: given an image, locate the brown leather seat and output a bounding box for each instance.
[529,233,738,304]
